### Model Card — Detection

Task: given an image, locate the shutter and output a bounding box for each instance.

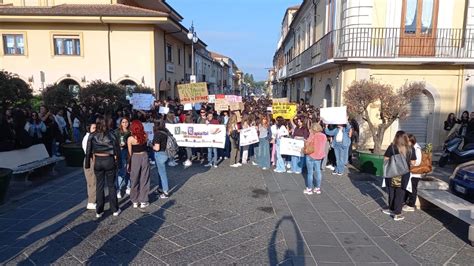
[399,93,433,145]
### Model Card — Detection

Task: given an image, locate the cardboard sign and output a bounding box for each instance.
[239,126,259,146]
[183,103,193,111]
[159,106,169,114]
[226,95,242,103]
[280,137,304,157]
[272,98,289,103]
[229,102,244,111]
[215,98,229,112]
[272,103,297,119]
[320,106,347,125]
[143,123,154,143]
[131,93,154,110]
[177,82,208,104]
[165,123,226,148]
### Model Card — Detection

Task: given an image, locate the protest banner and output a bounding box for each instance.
[215,98,229,112]
[229,102,244,111]
[320,106,347,125]
[159,106,169,114]
[177,82,208,104]
[183,103,193,110]
[208,95,216,103]
[131,93,154,110]
[165,123,226,148]
[225,95,242,103]
[272,103,297,119]
[239,126,259,146]
[272,98,289,103]
[280,138,304,157]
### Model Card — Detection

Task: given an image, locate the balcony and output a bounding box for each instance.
[286,28,474,77]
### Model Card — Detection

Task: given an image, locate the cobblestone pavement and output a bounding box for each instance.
[0,161,472,265]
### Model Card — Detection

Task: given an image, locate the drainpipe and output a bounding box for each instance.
[100,17,112,82]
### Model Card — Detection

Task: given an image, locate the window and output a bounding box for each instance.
[53,35,80,56]
[403,0,438,34]
[166,44,173,62]
[178,48,182,65]
[2,34,25,55]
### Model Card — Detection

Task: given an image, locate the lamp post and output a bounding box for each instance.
[219,60,224,94]
[187,22,198,83]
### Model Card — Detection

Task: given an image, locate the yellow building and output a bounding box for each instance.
[273,0,474,150]
[0,0,209,99]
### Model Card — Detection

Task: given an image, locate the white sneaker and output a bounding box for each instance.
[236,163,242,166]
[381,209,392,215]
[286,163,291,169]
[224,157,228,160]
[204,163,212,167]
[213,164,218,168]
[303,188,313,195]
[113,209,121,216]
[133,203,139,208]
[274,169,285,173]
[117,191,122,199]
[168,161,176,167]
[96,212,103,218]
[230,164,239,167]
[125,188,131,195]
[294,172,301,174]
[287,170,294,174]
[140,202,150,208]
[402,205,415,212]
[313,188,321,194]
[251,161,258,166]
[86,203,96,210]
[183,160,192,167]
[160,193,169,199]
[262,167,267,170]
[326,165,335,170]
[149,160,155,166]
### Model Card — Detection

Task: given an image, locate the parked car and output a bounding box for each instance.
[449,164,474,202]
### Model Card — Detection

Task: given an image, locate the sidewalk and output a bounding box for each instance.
[0,161,472,265]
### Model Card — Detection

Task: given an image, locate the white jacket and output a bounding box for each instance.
[410,143,423,178]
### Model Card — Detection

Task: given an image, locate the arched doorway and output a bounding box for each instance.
[324,84,332,107]
[398,90,435,145]
[59,79,80,97]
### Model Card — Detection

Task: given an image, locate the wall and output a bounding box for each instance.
[163,33,186,99]
[0,22,155,93]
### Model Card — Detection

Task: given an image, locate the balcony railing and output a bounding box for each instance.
[286,27,474,77]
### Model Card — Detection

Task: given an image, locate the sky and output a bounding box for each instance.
[167,0,301,81]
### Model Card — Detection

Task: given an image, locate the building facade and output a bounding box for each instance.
[0,0,240,99]
[273,0,474,150]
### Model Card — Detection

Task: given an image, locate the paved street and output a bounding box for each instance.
[0,161,473,265]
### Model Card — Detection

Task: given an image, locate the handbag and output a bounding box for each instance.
[383,146,410,178]
[411,152,432,174]
[303,138,315,155]
[391,175,402,188]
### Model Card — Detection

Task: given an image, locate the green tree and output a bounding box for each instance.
[0,70,33,110]
[80,80,127,114]
[42,84,74,109]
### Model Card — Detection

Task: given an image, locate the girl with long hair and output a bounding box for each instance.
[382,131,416,221]
[85,117,121,218]
[128,120,151,209]
[290,116,310,174]
[257,115,271,170]
[152,119,170,198]
[228,113,241,167]
[273,116,289,173]
[304,123,327,195]
[25,111,46,145]
[115,117,131,199]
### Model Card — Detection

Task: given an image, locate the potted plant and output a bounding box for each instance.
[344,79,424,176]
[0,168,13,204]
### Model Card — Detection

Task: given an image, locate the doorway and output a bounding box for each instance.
[400,0,439,56]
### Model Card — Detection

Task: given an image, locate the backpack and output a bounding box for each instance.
[159,130,179,158]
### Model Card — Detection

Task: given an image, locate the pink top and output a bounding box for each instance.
[307,132,327,160]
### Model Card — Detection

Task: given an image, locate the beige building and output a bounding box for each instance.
[0,0,239,99]
[273,0,474,150]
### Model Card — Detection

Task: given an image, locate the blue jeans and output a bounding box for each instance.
[306,156,322,189]
[257,138,270,168]
[334,143,349,174]
[291,155,304,173]
[275,139,285,172]
[154,151,169,193]
[207,147,218,165]
[73,127,80,143]
[117,148,130,190]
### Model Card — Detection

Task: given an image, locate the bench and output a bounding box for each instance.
[0,144,63,176]
[417,189,474,246]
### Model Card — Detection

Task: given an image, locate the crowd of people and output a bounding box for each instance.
[443,110,474,146]
[4,97,472,221]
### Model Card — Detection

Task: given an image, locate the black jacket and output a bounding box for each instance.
[85,130,120,169]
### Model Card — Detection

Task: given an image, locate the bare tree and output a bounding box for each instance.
[344,79,425,154]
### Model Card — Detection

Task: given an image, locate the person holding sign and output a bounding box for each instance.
[324,123,352,175]
[272,116,289,173]
[289,117,310,174]
[256,115,271,170]
[205,112,220,168]
[304,123,327,195]
[228,114,241,167]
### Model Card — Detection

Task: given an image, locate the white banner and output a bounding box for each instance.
[143,123,154,143]
[131,93,155,111]
[280,138,304,157]
[320,106,347,125]
[159,106,169,114]
[165,123,226,148]
[239,126,259,146]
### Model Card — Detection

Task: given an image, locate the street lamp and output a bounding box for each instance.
[187,22,198,83]
[219,60,224,94]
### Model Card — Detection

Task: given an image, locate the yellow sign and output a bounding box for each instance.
[272,98,289,103]
[272,103,297,119]
[177,82,208,104]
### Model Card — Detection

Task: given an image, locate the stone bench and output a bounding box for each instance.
[0,144,63,176]
[417,189,474,246]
